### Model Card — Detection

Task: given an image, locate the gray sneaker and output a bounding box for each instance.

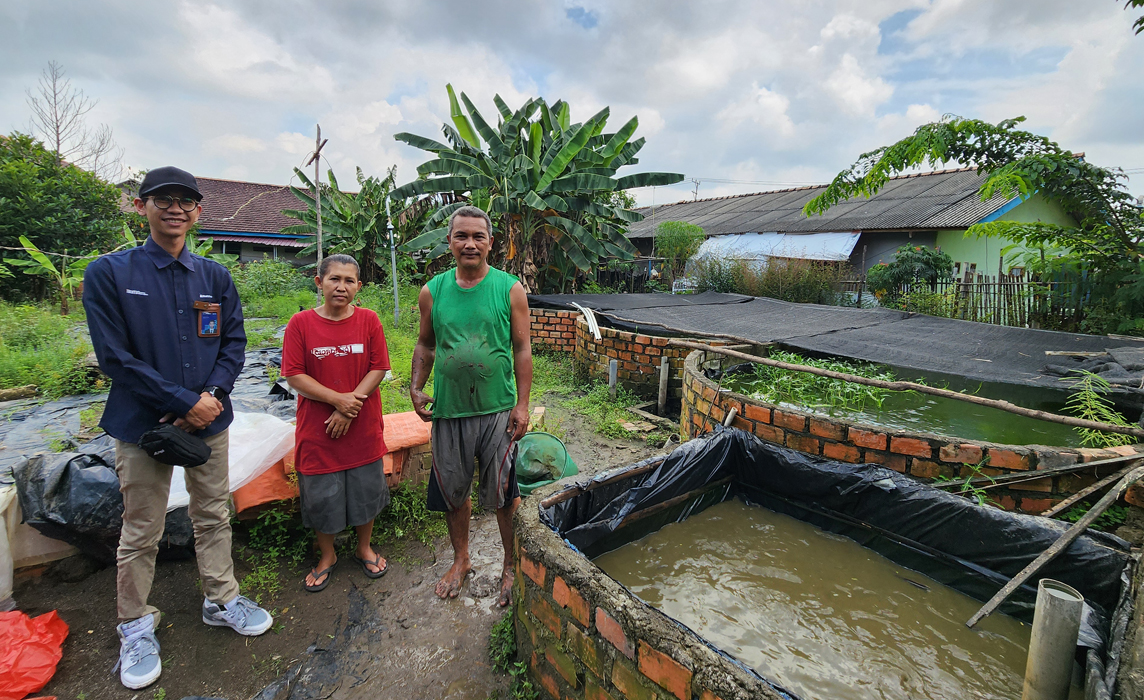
[202,594,274,636]
[114,615,161,689]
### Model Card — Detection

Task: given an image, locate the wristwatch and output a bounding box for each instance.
[203,386,227,401]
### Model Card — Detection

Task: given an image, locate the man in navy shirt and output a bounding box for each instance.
[83,166,272,690]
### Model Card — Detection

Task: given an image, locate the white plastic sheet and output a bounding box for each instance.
[693,231,861,263]
[166,412,295,512]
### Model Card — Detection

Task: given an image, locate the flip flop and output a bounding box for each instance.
[353,552,388,579]
[304,559,337,592]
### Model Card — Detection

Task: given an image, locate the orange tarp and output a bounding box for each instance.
[233,411,431,515]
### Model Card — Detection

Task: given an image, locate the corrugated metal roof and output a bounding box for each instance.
[206,234,307,248]
[628,167,1013,238]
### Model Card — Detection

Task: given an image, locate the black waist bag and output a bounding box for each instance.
[138,424,212,467]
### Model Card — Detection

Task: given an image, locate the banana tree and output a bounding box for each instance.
[6,235,98,314]
[282,166,400,284]
[392,85,684,292]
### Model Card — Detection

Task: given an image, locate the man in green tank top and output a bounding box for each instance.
[411,205,533,607]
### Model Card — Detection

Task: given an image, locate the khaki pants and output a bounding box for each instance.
[115,429,239,622]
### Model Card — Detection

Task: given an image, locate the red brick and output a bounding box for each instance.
[940,443,984,464]
[519,606,541,646]
[1078,448,1119,463]
[1126,483,1144,508]
[810,419,846,441]
[698,692,724,700]
[532,596,562,638]
[652,336,670,346]
[639,641,693,700]
[700,385,717,402]
[1018,477,1053,493]
[1018,497,1055,514]
[753,424,784,443]
[595,607,634,659]
[585,677,618,700]
[613,659,660,700]
[773,410,807,432]
[988,448,1032,470]
[635,335,652,345]
[910,460,952,479]
[1110,445,1141,456]
[522,555,547,588]
[866,451,906,472]
[997,495,1017,510]
[743,404,771,423]
[552,576,591,628]
[546,643,580,688]
[890,436,933,458]
[823,442,862,462]
[850,428,887,450]
[567,623,608,679]
[731,416,753,433]
[786,433,821,455]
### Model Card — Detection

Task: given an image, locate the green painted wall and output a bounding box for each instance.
[935,193,1075,274]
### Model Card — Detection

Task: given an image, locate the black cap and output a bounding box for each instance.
[138,166,202,200]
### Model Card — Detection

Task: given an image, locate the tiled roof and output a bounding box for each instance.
[627,167,1013,238]
[195,177,305,236]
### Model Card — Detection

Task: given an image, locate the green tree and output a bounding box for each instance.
[653,221,706,279]
[0,132,125,298]
[282,166,401,285]
[864,244,954,297]
[1127,0,1144,34]
[804,115,1144,334]
[392,85,684,292]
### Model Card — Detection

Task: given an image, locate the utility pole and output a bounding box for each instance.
[691,178,701,201]
[385,197,400,328]
[305,124,328,267]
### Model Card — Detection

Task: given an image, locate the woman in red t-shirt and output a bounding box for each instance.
[281,254,392,592]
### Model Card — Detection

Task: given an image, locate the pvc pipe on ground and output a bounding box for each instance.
[1022,579,1084,700]
[608,359,618,399]
[658,356,670,416]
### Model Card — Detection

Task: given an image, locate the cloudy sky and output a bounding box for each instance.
[2,0,1142,207]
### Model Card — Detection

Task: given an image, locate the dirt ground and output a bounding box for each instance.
[16,395,666,700]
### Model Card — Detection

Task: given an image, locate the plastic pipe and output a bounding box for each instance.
[1022,579,1084,700]
[608,359,618,399]
[658,356,669,416]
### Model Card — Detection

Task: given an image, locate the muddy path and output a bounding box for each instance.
[18,394,664,700]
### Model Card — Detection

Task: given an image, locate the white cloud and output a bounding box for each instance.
[717,83,796,139]
[825,54,894,117]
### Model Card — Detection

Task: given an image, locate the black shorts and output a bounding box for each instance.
[298,458,390,534]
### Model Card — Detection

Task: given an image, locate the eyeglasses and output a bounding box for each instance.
[147,195,200,212]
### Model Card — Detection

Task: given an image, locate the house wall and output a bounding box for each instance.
[849,231,937,273]
[210,241,314,266]
[935,193,1075,274]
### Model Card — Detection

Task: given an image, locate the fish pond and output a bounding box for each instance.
[595,499,1035,700]
[721,351,1087,447]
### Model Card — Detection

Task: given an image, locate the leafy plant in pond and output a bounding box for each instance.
[392,84,684,292]
[1064,371,1136,448]
[732,350,897,413]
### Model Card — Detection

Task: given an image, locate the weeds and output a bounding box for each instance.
[489,611,516,673]
[1064,371,1136,448]
[0,302,101,396]
[239,555,282,606]
[247,506,313,564]
[373,481,448,546]
[1061,501,1129,531]
[934,457,996,507]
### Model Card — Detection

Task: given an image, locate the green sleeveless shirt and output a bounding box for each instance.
[427,266,519,419]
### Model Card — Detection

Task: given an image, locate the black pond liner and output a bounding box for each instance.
[540,427,1136,700]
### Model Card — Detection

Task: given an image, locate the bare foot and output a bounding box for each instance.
[497,564,514,608]
[435,559,472,599]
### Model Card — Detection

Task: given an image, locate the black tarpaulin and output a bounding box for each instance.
[527,291,752,311]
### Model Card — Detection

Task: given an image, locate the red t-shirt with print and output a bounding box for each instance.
[281,307,391,475]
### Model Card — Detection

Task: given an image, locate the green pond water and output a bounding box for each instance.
[595,500,1035,700]
[725,376,1085,447]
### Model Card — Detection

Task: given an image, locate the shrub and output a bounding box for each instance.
[865,245,954,298]
[654,221,706,278]
[693,257,849,304]
[231,259,311,300]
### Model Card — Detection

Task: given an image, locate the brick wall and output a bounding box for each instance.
[515,488,785,700]
[572,317,728,400]
[531,309,579,353]
[680,349,1144,515]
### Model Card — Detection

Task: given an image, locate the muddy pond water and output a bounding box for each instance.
[594,499,1034,700]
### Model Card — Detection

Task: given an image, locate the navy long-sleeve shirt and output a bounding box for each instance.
[83,236,246,443]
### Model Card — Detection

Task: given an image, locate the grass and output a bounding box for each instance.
[1060,501,1129,531]
[565,382,672,446]
[372,481,448,547]
[0,302,103,397]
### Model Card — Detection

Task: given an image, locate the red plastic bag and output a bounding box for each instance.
[0,610,68,700]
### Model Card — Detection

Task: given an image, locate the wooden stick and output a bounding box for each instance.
[1041,460,1141,518]
[669,340,1144,440]
[965,464,1144,628]
[618,477,732,528]
[538,457,667,509]
[932,452,1142,489]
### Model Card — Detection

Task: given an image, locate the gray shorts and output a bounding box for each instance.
[298,458,390,534]
[428,410,519,512]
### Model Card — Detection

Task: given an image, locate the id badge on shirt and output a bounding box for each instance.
[194,301,221,337]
